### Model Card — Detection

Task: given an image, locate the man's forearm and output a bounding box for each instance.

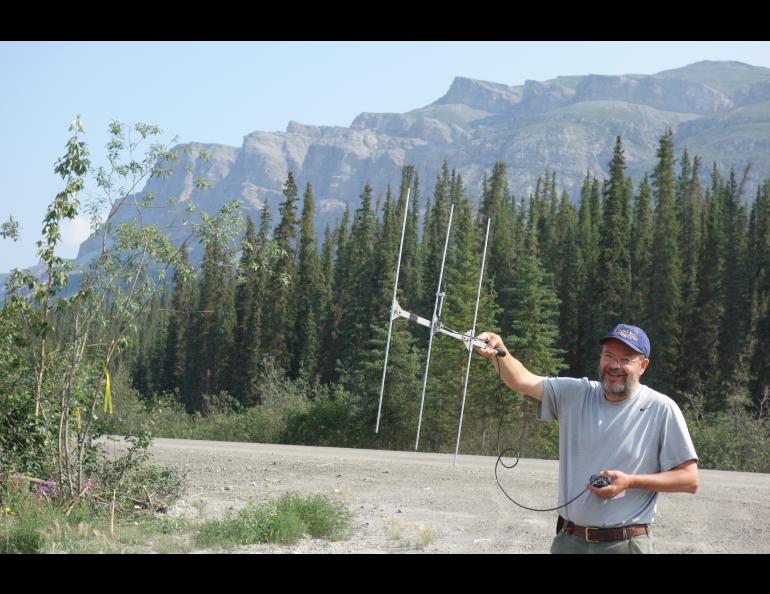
[496,353,544,401]
[628,463,699,494]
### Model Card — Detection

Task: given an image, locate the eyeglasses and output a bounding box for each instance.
[601,352,644,367]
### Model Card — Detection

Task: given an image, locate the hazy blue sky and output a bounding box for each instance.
[2,41,770,272]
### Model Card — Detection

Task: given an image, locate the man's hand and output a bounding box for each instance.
[587,470,631,498]
[475,331,506,358]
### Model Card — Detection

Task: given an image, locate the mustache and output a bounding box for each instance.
[599,365,626,378]
[597,364,639,397]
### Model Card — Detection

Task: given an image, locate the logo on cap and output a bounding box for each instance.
[615,327,639,342]
[600,324,651,358]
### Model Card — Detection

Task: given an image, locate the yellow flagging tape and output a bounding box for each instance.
[75,407,82,430]
[103,365,113,415]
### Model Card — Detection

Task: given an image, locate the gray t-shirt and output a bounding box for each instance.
[538,377,698,527]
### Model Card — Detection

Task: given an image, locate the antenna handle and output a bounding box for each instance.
[494,347,507,357]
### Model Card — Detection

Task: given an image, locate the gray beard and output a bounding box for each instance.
[603,378,629,395]
[598,366,638,398]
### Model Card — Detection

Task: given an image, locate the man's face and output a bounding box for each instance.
[597,339,649,399]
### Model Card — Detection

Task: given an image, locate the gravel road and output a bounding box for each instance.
[139,437,770,553]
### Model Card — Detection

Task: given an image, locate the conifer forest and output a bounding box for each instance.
[3,127,770,476]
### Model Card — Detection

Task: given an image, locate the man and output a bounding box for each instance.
[475,323,698,554]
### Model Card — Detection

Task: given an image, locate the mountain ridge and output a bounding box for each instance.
[4,60,770,293]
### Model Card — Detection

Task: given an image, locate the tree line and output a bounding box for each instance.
[120,129,770,458]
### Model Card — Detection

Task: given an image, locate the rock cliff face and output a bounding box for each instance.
[73,143,240,266]
[57,61,770,273]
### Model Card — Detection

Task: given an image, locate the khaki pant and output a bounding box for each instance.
[550,528,654,554]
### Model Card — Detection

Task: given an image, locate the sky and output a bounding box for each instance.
[2,40,770,273]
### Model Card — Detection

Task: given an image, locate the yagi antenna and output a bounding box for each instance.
[375,191,505,464]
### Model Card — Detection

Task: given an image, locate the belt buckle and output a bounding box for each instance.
[584,527,600,543]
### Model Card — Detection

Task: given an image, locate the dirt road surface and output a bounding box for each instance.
[142,437,770,553]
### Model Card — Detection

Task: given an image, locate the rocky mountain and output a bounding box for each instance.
[4,60,770,295]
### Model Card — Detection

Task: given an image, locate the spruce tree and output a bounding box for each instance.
[163,246,192,399]
[146,291,169,395]
[595,137,633,333]
[186,233,236,411]
[572,172,602,376]
[422,163,452,317]
[750,181,770,404]
[675,152,703,308]
[230,216,259,403]
[552,190,574,285]
[630,175,654,326]
[538,169,561,276]
[718,168,752,403]
[131,315,151,396]
[483,161,515,336]
[370,185,398,325]
[505,207,565,455]
[332,184,378,386]
[320,204,349,385]
[675,155,705,391]
[292,183,322,379]
[647,129,683,396]
[555,191,582,374]
[263,172,299,372]
[687,181,725,408]
[313,223,334,384]
[241,202,272,404]
[397,166,421,311]
[588,175,603,252]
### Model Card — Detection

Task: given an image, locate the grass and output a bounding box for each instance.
[1,477,63,554]
[384,518,434,551]
[2,483,353,553]
[0,493,159,554]
[194,493,353,550]
[415,525,434,550]
[0,467,189,554]
[1,515,44,554]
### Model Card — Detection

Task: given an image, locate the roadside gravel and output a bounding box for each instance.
[137,437,770,554]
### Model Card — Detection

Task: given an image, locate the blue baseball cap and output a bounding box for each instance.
[600,324,651,358]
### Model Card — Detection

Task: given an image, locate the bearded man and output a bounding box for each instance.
[475,324,698,554]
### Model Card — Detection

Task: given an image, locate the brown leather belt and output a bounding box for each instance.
[558,516,648,543]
